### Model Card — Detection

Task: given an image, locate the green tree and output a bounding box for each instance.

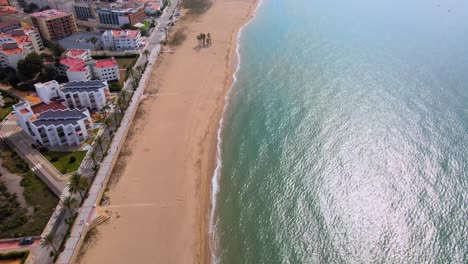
[41,232,58,256]
[78,177,90,199]
[61,196,77,216]
[50,43,65,58]
[17,52,43,80]
[90,149,98,165]
[135,65,143,76]
[89,37,99,50]
[68,173,90,201]
[94,135,104,156]
[103,118,113,135]
[38,65,58,82]
[143,49,150,61]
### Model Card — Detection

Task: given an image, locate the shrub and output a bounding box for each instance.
[51,156,59,162]
[69,156,76,163]
[0,250,28,260]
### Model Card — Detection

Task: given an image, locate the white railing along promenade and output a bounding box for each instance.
[56,43,162,264]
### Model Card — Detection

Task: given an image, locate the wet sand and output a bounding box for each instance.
[79,0,257,263]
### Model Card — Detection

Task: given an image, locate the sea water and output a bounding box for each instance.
[213,0,468,263]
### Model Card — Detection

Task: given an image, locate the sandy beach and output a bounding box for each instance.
[79,0,257,263]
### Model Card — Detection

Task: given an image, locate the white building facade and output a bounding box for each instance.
[35,80,111,110]
[34,80,60,104]
[61,80,111,110]
[101,29,141,50]
[0,28,44,69]
[13,101,93,146]
[93,57,120,82]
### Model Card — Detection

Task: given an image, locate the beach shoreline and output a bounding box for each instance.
[78,0,258,263]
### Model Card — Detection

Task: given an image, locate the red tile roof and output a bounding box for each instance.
[0,6,18,16]
[95,57,117,68]
[111,30,140,38]
[31,100,67,114]
[60,57,88,72]
[68,49,87,57]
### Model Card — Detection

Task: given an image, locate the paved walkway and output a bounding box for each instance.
[0,121,67,196]
[56,2,179,263]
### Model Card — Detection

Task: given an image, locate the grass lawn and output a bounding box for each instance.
[0,145,58,238]
[0,91,19,121]
[44,151,87,174]
[0,106,12,121]
[115,57,138,70]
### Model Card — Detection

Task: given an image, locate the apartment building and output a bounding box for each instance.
[93,57,119,82]
[98,5,146,28]
[58,49,120,82]
[101,29,142,50]
[35,79,111,110]
[0,20,21,33]
[13,101,93,146]
[61,80,110,110]
[0,28,44,69]
[31,9,77,41]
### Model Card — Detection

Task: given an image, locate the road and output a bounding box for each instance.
[0,118,67,196]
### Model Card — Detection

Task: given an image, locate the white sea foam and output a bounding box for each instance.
[209,0,264,263]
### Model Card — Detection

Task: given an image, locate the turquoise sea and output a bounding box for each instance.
[212,0,468,263]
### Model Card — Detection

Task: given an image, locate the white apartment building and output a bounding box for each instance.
[0,28,44,69]
[35,80,60,104]
[58,49,92,81]
[61,80,111,110]
[58,49,120,82]
[13,101,93,146]
[102,29,141,50]
[93,57,120,82]
[35,80,111,110]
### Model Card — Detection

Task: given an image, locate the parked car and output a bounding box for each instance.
[19,237,35,245]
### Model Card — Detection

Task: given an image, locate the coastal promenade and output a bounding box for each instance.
[56,3,179,263]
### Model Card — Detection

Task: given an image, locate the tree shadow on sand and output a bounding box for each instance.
[183,0,212,16]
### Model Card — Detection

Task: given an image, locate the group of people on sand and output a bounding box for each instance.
[196,33,212,47]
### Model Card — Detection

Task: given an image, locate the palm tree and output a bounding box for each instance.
[94,135,104,155]
[68,173,90,201]
[90,149,98,165]
[202,33,206,46]
[143,49,150,61]
[89,37,98,50]
[196,34,202,47]
[78,177,90,199]
[116,96,127,112]
[41,232,58,256]
[103,118,113,135]
[61,196,77,216]
[112,111,121,127]
[68,173,81,198]
[135,65,143,76]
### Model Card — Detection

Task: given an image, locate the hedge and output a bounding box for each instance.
[0,250,29,261]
